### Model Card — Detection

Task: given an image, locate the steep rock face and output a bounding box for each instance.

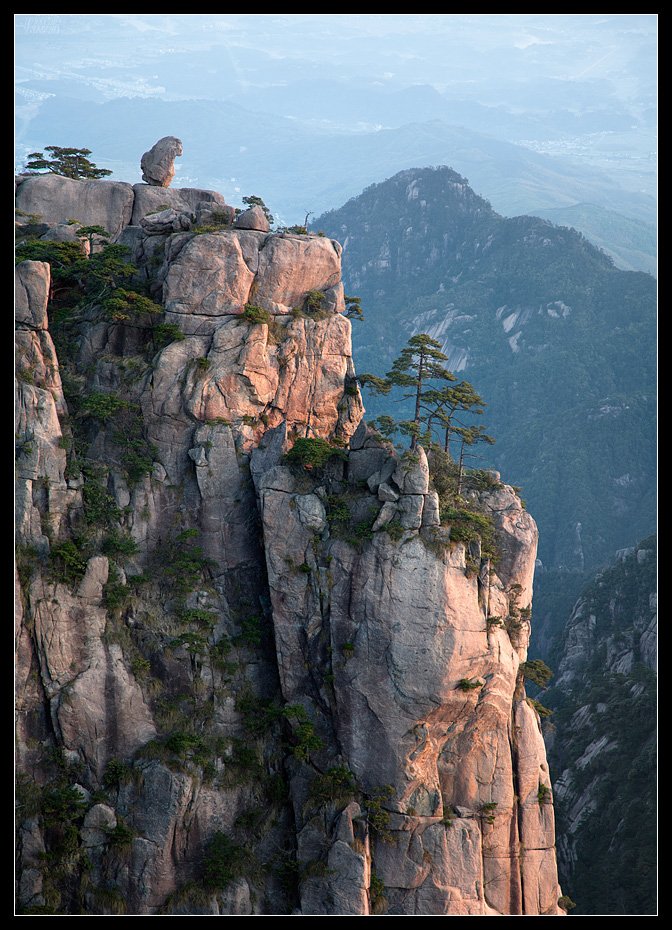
[543,537,656,915]
[15,261,75,547]
[255,436,562,915]
[161,230,344,331]
[15,170,561,916]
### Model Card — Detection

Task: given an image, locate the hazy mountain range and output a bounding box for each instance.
[16,13,657,273]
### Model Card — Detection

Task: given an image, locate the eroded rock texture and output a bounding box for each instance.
[255,433,562,915]
[15,172,561,916]
[140,136,183,188]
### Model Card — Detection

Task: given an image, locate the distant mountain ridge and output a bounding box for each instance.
[314,166,656,570]
[17,95,655,233]
[531,203,656,276]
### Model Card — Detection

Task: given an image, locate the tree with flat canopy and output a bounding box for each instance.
[420,380,487,457]
[23,147,112,180]
[360,334,456,450]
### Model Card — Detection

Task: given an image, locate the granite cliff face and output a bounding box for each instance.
[541,537,656,914]
[15,167,563,915]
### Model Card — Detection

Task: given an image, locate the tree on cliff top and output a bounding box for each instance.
[242,195,274,226]
[23,146,112,180]
[360,334,456,450]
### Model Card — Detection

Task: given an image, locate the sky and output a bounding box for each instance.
[14,14,657,232]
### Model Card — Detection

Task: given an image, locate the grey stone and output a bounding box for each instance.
[196,202,236,227]
[81,804,117,847]
[378,481,399,502]
[250,422,288,490]
[140,208,193,235]
[234,205,270,232]
[140,136,183,187]
[15,261,50,329]
[392,446,430,494]
[372,501,398,531]
[422,490,441,527]
[15,174,135,239]
[296,494,327,532]
[188,446,209,467]
[398,494,424,529]
[40,223,90,253]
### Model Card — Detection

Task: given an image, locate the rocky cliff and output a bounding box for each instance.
[541,537,657,914]
[15,168,563,915]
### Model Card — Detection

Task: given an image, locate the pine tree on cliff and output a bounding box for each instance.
[23,146,112,180]
[420,380,487,457]
[360,334,456,450]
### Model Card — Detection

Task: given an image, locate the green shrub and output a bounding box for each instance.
[105,819,135,850]
[520,659,553,689]
[50,541,88,586]
[458,677,483,691]
[83,473,121,527]
[103,565,130,611]
[369,871,387,913]
[384,519,406,542]
[176,606,218,628]
[365,785,395,842]
[16,773,42,819]
[102,530,139,557]
[16,543,40,589]
[202,832,249,891]
[303,290,326,314]
[308,766,357,806]
[326,494,350,525]
[80,392,127,421]
[558,895,576,911]
[479,801,498,824]
[233,615,263,647]
[235,691,282,736]
[284,437,346,471]
[102,758,133,790]
[103,288,163,322]
[537,783,552,805]
[41,783,88,825]
[153,322,185,347]
[242,304,272,325]
[441,505,497,558]
[342,641,355,659]
[526,697,554,718]
[15,238,83,269]
[169,632,210,656]
[163,530,216,594]
[282,705,324,761]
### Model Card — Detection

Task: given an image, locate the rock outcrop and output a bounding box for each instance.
[255,437,562,915]
[15,174,135,239]
[157,230,345,333]
[235,206,270,233]
[15,166,563,916]
[140,136,183,188]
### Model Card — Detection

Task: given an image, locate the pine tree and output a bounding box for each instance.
[420,380,487,456]
[384,335,456,450]
[24,147,112,180]
[241,195,274,226]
